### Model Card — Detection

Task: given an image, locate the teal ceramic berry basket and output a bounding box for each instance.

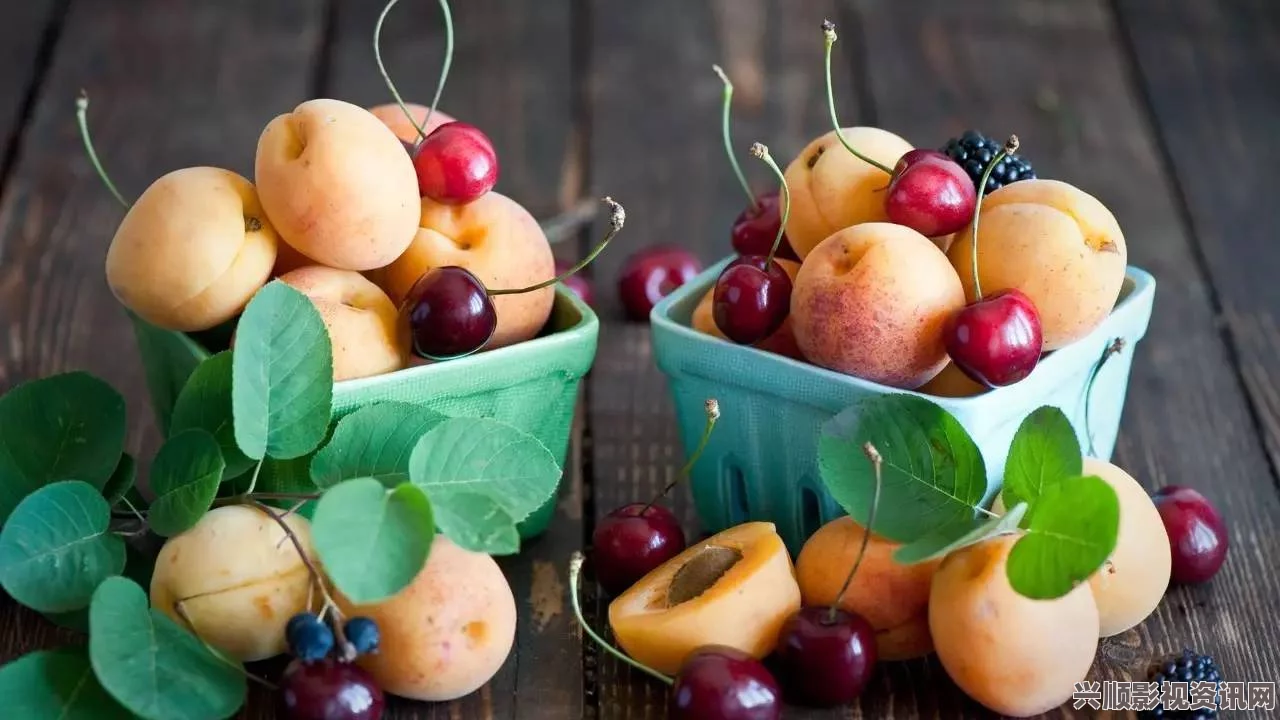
[130,284,598,539]
[651,256,1156,554]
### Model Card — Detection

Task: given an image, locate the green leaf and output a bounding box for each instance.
[1002,406,1082,511]
[232,281,333,461]
[311,403,448,490]
[89,577,245,720]
[432,492,520,555]
[0,481,125,613]
[894,502,1028,564]
[0,648,133,720]
[171,352,254,479]
[102,452,137,506]
[129,312,210,436]
[409,417,560,522]
[1007,475,1120,599]
[312,479,434,603]
[148,430,226,537]
[819,394,988,543]
[0,372,127,523]
[47,542,159,633]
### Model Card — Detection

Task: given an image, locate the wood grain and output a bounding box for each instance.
[0,0,64,194]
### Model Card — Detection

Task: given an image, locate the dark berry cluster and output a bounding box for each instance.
[280,613,385,720]
[286,612,381,662]
[941,130,1036,195]
[1140,649,1223,720]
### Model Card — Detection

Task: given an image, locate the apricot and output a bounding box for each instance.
[277,266,409,382]
[608,522,801,676]
[946,178,1128,350]
[1084,458,1171,637]
[335,536,516,702]
[105,167,277,332]
[918,361,989,398]
[929,534,1099,717]
[782,127,914,259]
[368,102,456,146]
[791,223,965,388]
[368,191,555,350]
[795,516,939,660]
[149,505,316,662]
[690,258,803,359]
[255,99,419,271]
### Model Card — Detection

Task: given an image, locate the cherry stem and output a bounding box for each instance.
[568,551,674,687]
[822,21,894,177]
[488,197,625,296]
[642,398,720,513]
[969,135,1019,301]
[749,143,791,269]
[827,442,882,625]
[374,0,454,144]
[1083,337,1126,456]
[75,91,129,209]
[253,501,351,653]
[173,602,279,690]
[422,0,454,134]
[712,65,757,211]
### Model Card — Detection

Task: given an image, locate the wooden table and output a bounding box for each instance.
[1,0,1277,717]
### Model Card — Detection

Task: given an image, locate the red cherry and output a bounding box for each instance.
[1151,486,1228,584]
[413,121,498,204]
[556,259,593,307]
[590,502,685,596]
[885,151,977,238]
[711,256,792,345]
[402,266,497,359]
[671,645,782,720]
[773,606,877,707]
[731,191,797,260]
[943,289,1042,387]
[617,245,702,321]
[279,658,384,720]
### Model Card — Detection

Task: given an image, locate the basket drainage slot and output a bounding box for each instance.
[724,462,749,525]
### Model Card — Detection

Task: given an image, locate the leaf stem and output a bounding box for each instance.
[173,602,278,691]
[969,136,1019,301]
[643,399,719,512]
[711,65,757,210]
[749,143,791,269]
[118,495,146,524]
[1083,337,1126,456]
[75,91,130,208]
[822,21,893,176]
[240,459,264,497]
[827,442,882,625]
[568,552,673,686]
[488,197,625,296]
[253,501,346,640]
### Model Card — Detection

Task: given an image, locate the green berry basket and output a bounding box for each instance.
[129,284,598,539]
[651,256,1156,555]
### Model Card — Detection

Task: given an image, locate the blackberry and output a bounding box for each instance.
[941,130,1036,195]
[343,616,381,655]
[1139,649,1223,720]
[286,612,335,662]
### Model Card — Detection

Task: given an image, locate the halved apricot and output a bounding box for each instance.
[608,522,801,675]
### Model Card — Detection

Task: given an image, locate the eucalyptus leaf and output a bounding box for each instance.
[311,479,434,603]
[0,481,125,613]
[1002,406,1082,511]
[819,394,988,543]
[148,429,226,537]
[312,403,448,490]
[894,502,1028,564]
[0,648,133,720]
[89,577,245,720]
[431,492,520,555]
[232,281,333,461]
[102,452,137,506]
[171,351,254,479]
[0,372,127,523]
[409,417,560,523]
[1007,475,1120,599]
[129,312,210,435]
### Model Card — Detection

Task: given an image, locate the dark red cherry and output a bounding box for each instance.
[403,266,497,359]
[943,289,1042,387]
[590,502,685,596]
[670,645,782,720]
[730,190,797,260]
[711,256,791,345]
[617,245,702,321]
[1152,486,1228,584]
[279,658,384,720]
[773,606,877,707]
[413,121,499,204]
[556,259,594,307]
[885,151,977,238]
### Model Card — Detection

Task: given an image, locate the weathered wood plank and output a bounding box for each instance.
[0,0,63,191]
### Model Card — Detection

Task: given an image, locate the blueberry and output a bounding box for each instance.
[286,613,335,662]
[344,617,381,655]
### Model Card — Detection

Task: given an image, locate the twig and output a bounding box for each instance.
[173,602,278,690]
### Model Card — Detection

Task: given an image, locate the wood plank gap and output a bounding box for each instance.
[0,0,70,203]
[308,0,339,98]
[834,0,880,127]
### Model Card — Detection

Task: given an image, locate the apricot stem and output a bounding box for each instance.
[712,65,757,211]
[172,601,279,690]
[969,136,1019,301]
[253,500,348,640]
[75,91,130,209]
[749,143,791,268]
[642,398,720,512]
[488,197,625,296]
[568,551,675,686]
[1083,337,1126,456]
[827,442,883,625]
[822,21,894,177]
